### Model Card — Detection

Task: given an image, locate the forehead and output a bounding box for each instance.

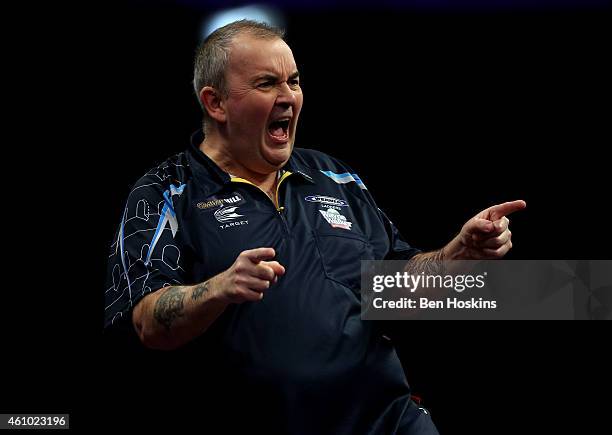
[228,34,297,77]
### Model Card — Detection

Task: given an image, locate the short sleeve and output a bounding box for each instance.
[378,208,421,261]
[104,179,187,329]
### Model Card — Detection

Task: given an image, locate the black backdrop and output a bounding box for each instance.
[5,2,610,433]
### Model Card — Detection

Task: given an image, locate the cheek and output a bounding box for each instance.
[228,96,270,123]
[294,94,304,115]
[245,98,274,128]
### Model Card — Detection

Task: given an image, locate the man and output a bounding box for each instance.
[104,20,525,434]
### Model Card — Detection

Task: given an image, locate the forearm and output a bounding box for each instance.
[403,247,466,299]
[132,274,228,350]
[405,235,469,276]
[404,250,446,275]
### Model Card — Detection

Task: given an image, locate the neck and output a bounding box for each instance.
[200,131,278,189]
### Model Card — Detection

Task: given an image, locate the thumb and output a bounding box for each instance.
[243,247,276,263]
[262,260,286,276]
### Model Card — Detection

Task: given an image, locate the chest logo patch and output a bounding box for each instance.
[214,206,244,223]
[214,205,249,229]
[319,208,352,230]
[305,195,348,208]
[197,193,244,210]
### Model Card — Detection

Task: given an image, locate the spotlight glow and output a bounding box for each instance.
[201,5,285,39]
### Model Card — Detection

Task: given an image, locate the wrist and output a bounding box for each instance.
[441,234,481,274]
[442,234,466,261]
[205,273,231,307]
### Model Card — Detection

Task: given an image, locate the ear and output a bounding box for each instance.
[199,86,226,123]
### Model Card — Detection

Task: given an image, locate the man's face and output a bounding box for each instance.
[221,34,303,173]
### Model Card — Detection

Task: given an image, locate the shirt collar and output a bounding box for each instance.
[187,130,231,197]
[187,130,314,196]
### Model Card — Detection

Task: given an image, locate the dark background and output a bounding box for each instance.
[5,0,611,433]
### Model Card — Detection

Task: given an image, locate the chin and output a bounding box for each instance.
[262,142,293,167]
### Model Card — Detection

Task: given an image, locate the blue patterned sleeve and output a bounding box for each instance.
[104,178,187,329]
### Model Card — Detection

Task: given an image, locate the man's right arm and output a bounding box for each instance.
[132,247,285,350]
[132,276,228,351]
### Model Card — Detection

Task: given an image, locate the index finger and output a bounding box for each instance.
[242,247,276,263]
[490,200,526,221]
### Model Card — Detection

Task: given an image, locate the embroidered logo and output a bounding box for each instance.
[305,195,348,208]
[319,208,352,230]
[197,193,244,210]
[214,206,249,229]
[214,206,244,223]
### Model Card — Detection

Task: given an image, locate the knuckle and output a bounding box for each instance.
[266,270,275,281]
[237,288,251,299]
[228,288,241,302]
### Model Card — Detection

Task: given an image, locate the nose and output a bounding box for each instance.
[275,82,297,108]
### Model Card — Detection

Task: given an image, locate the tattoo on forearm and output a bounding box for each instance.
[405,250,446,276]
[153,286,186,331]
[191,282,209,301]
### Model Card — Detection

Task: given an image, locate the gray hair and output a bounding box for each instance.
[193,19,285,130]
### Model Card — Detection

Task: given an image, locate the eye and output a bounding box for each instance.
[289,79,300,87]
[258,81,273,88]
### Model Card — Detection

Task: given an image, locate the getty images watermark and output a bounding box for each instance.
[360,260,611,320]
[372,270,492,310]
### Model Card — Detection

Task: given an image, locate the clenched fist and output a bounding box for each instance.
[215,247,286,303]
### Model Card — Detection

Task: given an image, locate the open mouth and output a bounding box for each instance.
[267,118,291,142]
